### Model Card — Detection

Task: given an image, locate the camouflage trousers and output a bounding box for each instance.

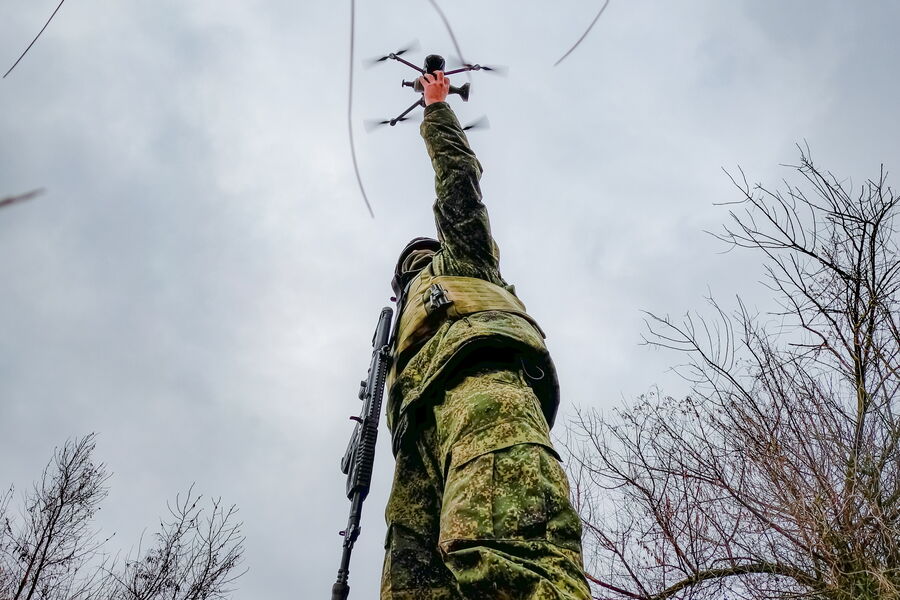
[381,365,591,599]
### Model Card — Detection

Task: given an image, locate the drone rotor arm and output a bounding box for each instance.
[365,40,421,69]
[443,65,475,76]
[447,56,508,77]
[389,97,426,126]
[390,54,425,74]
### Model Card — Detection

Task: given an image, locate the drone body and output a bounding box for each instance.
[367,44,503,130]
[401,55,470,102]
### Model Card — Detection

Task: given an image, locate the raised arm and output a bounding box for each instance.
[419,71,500,279]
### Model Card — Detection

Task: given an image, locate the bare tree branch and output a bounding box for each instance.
[567,149,900,600]
[0,436,245,600]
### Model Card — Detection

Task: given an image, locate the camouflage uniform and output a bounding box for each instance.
[382,102,590,600]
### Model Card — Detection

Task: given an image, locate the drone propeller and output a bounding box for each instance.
[475,63,508,76]
[365,40,420,68]
[447,56,508,77]
[366,113,485,133]
[462,63,508,76]
[364,115,419,132]
[462,116,490,132]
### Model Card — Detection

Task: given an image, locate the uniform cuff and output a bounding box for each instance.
[423,101,451,118]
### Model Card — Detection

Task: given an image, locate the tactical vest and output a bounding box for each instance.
[388,266,560,434]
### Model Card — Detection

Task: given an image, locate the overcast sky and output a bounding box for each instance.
[2,1,899,598]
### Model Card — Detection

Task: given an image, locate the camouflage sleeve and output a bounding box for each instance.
[420,102,501,279]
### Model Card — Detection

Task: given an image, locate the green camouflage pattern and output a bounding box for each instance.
[387,101,559,438]
[382,101,589,599]
[388,271,560,441]
[382,367,590,599]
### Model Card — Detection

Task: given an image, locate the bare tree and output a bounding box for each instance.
[566,148,900,600]
[0,435,245,600]
[0,435,110,600]
[110,489,244,600]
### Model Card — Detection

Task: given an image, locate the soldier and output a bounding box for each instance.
[382,70,591,600]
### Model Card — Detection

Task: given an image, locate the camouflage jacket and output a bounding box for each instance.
[387,102,560,445]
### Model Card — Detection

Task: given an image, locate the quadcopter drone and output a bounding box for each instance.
[366,43,505,130]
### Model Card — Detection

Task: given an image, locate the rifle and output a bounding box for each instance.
[331,306,394,600]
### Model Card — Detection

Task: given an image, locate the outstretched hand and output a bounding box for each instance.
[419,71,450,105]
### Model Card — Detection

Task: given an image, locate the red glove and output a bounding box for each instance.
[419,71,450,106]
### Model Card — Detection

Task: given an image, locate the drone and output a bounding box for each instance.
[366,42,505,130]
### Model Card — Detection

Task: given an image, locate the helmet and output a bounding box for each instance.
[391,237,441,299]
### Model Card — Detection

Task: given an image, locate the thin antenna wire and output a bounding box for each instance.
[427,0,470,81]
[554,0,610,67]
[4,0,67,79]
[348,0,375,218]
